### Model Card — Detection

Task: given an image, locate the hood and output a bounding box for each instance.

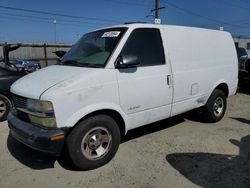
[11,65,99,99]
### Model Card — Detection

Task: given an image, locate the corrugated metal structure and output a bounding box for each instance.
[0,42,72,67]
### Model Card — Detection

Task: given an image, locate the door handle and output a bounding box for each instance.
[167,75,171,85]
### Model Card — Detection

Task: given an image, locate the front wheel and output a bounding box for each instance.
[66,115,121,170]
[203,89,227,123]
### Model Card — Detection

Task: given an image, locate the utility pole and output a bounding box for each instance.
[150,0,165,24]
[155,0,159,19]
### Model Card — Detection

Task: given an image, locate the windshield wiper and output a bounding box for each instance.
[59,60,103,68]
[59,60,82,67]
[80,63,103,68]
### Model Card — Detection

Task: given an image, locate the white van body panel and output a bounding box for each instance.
[56,102,128,130]
[111,26,173,130]
[10,24,238,133]
[39,67,123,128]
[163,26,238,116]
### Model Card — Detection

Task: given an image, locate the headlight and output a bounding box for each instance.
[18,99,57,128]
[27,99,54,113]
[28,115,56,128]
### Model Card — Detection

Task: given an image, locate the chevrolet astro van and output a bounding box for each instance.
[8,23,238,170]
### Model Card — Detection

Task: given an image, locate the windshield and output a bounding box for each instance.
[60,27,127,68]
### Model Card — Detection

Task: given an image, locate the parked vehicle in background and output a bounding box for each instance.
[8,24,238,170]
[9,58,41,72]
[236,47,248,61]
[0,44,40,121]
[239,59,250,85]
[236,47,250,86]
[0,59,25,121]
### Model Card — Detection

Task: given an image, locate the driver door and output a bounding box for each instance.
[115,28,173,128]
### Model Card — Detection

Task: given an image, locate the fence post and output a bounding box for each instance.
[43,43,48,67]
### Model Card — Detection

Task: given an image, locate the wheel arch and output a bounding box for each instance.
[214,83,229,98]
[0,90,11,99]
[64,104,128,137]
[76,109,126,137]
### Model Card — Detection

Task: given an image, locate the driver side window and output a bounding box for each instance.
[121,28,165,66]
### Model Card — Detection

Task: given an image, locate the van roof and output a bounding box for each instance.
[98,23,229,35]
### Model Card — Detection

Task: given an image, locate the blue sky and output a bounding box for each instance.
[0,0,249,43]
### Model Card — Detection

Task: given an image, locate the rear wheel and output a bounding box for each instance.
[203,89,227,123]
[66,115,121,170]
[0,94,11,122]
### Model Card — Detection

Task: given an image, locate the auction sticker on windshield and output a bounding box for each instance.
[102,31,121,38]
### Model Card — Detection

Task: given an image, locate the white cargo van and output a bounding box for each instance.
[8,23,238,170]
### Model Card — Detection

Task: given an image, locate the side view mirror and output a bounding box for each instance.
[115,55,140,69]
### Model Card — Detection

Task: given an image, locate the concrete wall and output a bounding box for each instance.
[0,42,72,67]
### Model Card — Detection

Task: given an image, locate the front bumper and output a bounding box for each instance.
[8,111,65,155]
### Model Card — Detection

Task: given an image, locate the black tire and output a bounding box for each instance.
[66,115,121,170]
[0,94,11,122]
[203,89,227,123]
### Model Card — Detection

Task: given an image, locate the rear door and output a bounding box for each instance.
[115,28,173,118]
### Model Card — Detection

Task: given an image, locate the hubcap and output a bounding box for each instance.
[213,97,224,117]
[81,127,112,160]
[0,99,7,118]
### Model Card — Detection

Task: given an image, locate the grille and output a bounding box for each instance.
[12,94,27,109]
[11,94,31,123]
[17,110,30,122]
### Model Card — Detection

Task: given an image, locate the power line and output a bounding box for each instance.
[0,12,108,26]
[161,0,250,30]
[104,0,152,7]
[0,5,123,24]
[0,16,49,24]
[0,15,99,29]
[227,18,250,24]
[0,15,98,42]
[211,0,250,12]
